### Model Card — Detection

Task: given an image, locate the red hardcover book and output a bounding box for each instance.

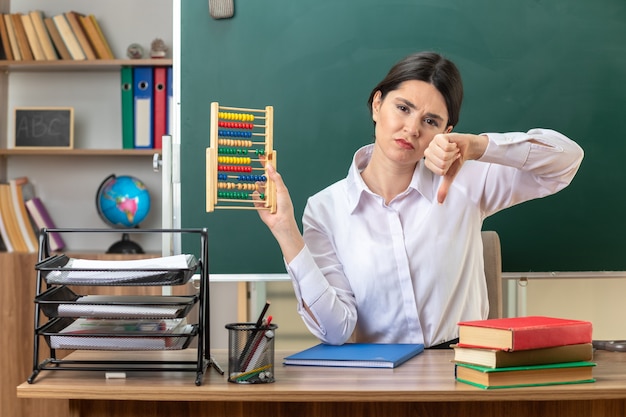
[457,316,592,351]
[152,66,167,149]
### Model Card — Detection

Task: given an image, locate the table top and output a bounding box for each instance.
[17,349,626,403]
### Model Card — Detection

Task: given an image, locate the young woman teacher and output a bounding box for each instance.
[255,51,584,348]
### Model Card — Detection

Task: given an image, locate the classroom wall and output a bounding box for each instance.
[180,1,626,274]
[525,278,626,340]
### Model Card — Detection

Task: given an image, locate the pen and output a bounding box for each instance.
[244,330,274,372]
[255,301,271,328]
[237,302,271,368]
[240,315,273,372]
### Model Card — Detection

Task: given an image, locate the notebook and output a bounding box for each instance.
[283,343,424,368]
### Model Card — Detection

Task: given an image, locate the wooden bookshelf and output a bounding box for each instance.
[0,148,160,156]
[0,59,173,72]
[0,8,172,253]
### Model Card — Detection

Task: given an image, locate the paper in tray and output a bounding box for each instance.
[36,286,199,319]
[40,317,198,351]
[37,254,199,286]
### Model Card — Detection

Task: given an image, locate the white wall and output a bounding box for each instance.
[7,0,173,252]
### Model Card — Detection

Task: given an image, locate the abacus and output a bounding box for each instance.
[206,102,276,213]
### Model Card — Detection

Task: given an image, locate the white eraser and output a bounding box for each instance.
[105,372,127,379]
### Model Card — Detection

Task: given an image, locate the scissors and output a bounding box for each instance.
[592,340,626,352]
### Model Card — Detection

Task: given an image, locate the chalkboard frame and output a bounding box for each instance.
[12,107,74,149]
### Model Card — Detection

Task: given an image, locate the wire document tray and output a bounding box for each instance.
[36,286,199,319]
[40,318,198,351]
[37,254,198,286]
[28,228,221,386]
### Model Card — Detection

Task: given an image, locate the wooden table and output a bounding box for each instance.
[17,349,626,417]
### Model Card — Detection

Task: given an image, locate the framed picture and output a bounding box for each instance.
[13,107,74,149]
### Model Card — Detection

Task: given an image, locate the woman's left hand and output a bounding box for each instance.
[424,133,488,203]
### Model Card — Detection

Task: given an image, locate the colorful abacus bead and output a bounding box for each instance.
[219,129,253,138]
[218,139,253,148]
[218,147,250,155]
[218,165,253,173]
[217,156,252,165]
[218,191,250,200]
[218,121,254,130]
[218,112,254,122]
[237,175,266,182]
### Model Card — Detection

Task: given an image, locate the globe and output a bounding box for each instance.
[96,174,151,253]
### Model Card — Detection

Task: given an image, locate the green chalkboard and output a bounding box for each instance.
[181,0,626,273]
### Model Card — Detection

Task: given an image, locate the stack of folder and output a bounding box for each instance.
[121,66,173,150]
[453,316,595,389]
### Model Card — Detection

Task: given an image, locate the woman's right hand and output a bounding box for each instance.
[254,163,305,263]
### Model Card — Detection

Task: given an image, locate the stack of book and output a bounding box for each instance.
[453,316,595,389]
[0,176,65,253]
[0,10,113,62]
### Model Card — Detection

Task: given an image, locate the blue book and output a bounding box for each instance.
[283,343,424,368]
[132,66,154,148]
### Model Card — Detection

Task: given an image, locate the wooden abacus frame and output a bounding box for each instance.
[206,102,276,213]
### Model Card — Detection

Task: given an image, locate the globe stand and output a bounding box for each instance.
[106,232,144,254]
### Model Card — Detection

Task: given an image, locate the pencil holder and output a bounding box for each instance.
[225,322,277,384]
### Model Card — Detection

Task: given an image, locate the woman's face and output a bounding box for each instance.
[371,80,452,167]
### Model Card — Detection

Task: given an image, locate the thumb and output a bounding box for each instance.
[436,151,463,204]
[437,176,452,204]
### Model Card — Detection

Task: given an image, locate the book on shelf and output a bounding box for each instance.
[0,14,14,60]
[64,11,96,60]
[0,22,6,60]
[20,13,45,61]
[0,226,7,251]
[3,14,21,60]
[77,12,113,59]
[29,10,58,60]
[9,177,38,253]
[457,316,593,351]
[44,16,71,60]
[52,13,85,60]
[0,201,13,252]
[0,183,29,252]
[283,343,424,368]
[11,13,34,61]
[452,342,594,369]
[454,361,596,389]
[24,197,65,252]
[88,14,114,59]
